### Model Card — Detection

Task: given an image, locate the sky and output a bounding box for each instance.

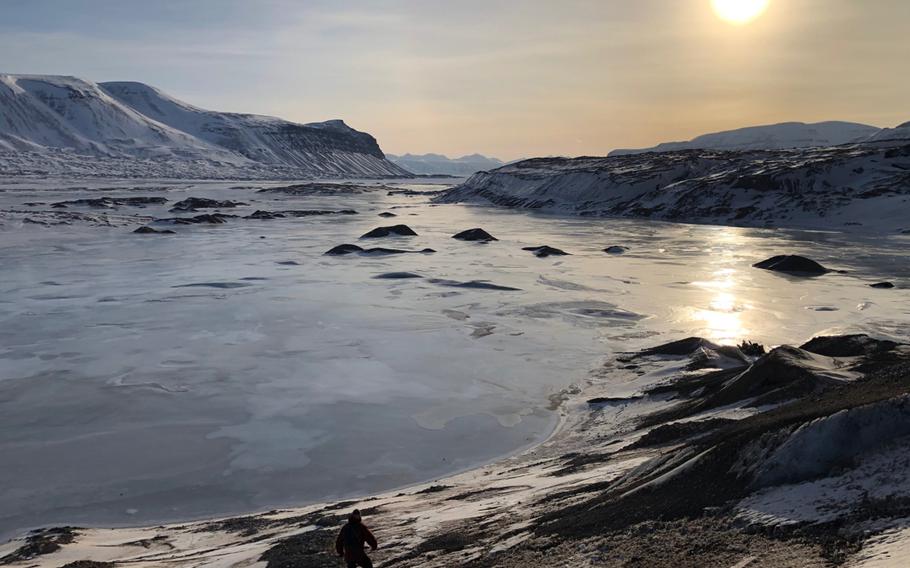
[1,0,908,160]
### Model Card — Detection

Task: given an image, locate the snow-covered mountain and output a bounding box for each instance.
[609,121,880,156]
[386,153,504,176]
[0,74,410,178]
[866,120,910,142]
[437,140,910,231]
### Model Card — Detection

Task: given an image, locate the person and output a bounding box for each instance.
[335,509,378,568]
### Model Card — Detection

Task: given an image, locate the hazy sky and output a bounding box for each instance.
[1,0,907,160]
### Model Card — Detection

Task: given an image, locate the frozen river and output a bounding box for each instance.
[1,178,909,539]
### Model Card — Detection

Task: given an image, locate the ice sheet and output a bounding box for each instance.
[1,178,909,539]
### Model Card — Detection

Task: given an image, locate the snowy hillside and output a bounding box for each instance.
[0,74,410,178]
[609,121,880,156]
[437,141,910,231]
[866,120,910,142]
[386,152,504,176]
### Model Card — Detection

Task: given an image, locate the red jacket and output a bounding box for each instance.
[335,521,378,562]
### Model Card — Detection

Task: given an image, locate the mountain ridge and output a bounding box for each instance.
[609,120,883,156]
[0,74,410,178]
[386,152,504,176]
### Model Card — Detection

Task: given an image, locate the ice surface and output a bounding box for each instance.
[1,178,909,539]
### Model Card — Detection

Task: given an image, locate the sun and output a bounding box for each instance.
[711,0,770,25]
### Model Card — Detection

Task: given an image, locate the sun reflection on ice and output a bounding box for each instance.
[694,297,748,346]
[691,270,751,345]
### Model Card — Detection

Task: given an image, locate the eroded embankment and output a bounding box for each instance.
[3,334,910,567]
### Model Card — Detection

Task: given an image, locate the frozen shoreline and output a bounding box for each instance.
[5,334,910,567]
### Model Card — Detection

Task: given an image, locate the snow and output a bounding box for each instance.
[866,122,910,143]
[852,522,910,567]
[438,141,910,232]
[610,121,881,155]
[748,395,910,488]
[0,74,410,178]
[736,433,910,528]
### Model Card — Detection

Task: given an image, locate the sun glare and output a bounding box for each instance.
[711,0,770,25]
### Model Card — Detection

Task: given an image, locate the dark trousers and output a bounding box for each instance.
[347,555,373,568]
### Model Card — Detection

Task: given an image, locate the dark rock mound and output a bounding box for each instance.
[1,527,78,563]
[246,210,286,220]
[373,272,423,279]
[246,209,357,220]
[387,188,447,197]
[134,226,171,234]
[61,562,116,568]
[604,245,628,254]
[363,247,435,255]
[628,336,752,369]
[378,212,397,217]
[540,353,910,541]
[276,260,301,265]
[289,209,356,217]
[259,528,337,568]
[635,337,722,357]
[587,396,640,405]
[800,334,899,357]
[133,226,175,234]
[257,182,379,196]
[645,346,850,427]
[325,244,435,256]
[738,340,767,357]
[360,224,418,238]
[452,228,498,242]
[523,245,570,258]
[414,484,452,495]
[706,345,845,408]
[52,197,167,209]
[155,214,233,225]
[627,418,735,450]
[753,255,829,275]
[324,244,364,255]
[170,197,246,212]
[870,281,896,289]
[173,282,252,289]
[428,278,521,291]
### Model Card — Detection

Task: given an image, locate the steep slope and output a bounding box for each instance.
[386,152,504,176]
[437,141,910,231]
[0,74,234,160]
[610,121,880,156]
[0,74,410,178]
[99,81,403,175]
[866,120,910,142]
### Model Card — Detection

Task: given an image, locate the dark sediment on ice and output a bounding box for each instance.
[753,255,829,275]
[170,197,246,212]
[324,244,436,256]
[360,224,418,238]
[522,245,570,257]
[452,228,498,242]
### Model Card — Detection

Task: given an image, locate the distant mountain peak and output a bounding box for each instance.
[386,152,504,176]
[610,121,881,156]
